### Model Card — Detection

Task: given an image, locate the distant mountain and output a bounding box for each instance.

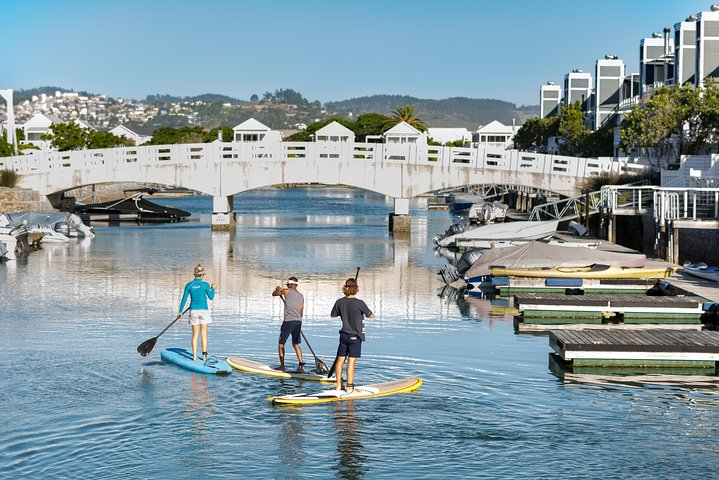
[326,95,539,128]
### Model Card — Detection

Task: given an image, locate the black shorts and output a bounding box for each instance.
[336,332,362,358]
[279,321,302,345]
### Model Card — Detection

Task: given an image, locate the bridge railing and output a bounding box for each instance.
[1,140,645,182]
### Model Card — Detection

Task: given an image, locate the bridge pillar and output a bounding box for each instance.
[388,198,411,232]
[211,196,235,231]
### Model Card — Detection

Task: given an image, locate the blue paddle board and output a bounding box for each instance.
[161,348,232,375]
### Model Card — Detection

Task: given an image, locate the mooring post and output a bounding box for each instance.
[389,198,411,232]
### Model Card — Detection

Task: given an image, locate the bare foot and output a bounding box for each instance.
[274,365,285,371]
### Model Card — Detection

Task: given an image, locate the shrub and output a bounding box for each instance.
[1,169,18,188]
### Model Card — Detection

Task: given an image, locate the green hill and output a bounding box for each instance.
[326,95,538,128]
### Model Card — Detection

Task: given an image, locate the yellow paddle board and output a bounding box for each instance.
[228,356,334,382]
[269,377,423,405]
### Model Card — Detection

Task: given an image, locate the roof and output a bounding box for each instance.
[315,121,354,136]
[427,127,470,142]
[233,118,271,132]
[384,121,422,136]
[477,120,514,134]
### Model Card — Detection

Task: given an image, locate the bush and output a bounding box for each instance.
[1,169,18,188]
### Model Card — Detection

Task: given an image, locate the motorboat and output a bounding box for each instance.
[71,192,190,223]
[437,220,559,249]
[27,225,69,243]
[683,263,719,282]
[0,212,94,238]
[467,200,507,225]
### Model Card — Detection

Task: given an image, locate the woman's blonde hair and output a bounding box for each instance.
[342,278,358,296]
[194,264,205,277]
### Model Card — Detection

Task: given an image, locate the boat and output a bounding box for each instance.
[489,264,678,280]
[467,200,507,225]
[71,192,191,223]
[464,240,646,282]
[437,220,559,249]
[449,193,484,213]
[0,232,18,260]
[268,377,423,405]
[27,225,69,243]
[0,212,94,238]
[683,263,719,282]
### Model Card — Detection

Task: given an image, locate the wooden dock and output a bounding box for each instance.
[550,329,719,368]
[513,294,707,331]
[491,276,658,296]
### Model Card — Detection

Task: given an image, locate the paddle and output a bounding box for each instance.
[278,295,329,374]
[137,307,190,357]
[327,267,360,378]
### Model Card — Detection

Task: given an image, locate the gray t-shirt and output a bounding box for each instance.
[283,288,304,322]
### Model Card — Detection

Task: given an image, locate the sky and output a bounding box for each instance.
[0,0,712,106]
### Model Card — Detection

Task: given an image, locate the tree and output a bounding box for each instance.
[42,123,89,151]
[352,113,393,141]
[389,105,428,132]
[558,102,589,156]
[203,126,234,142]
[86,131,126,149]
[0,133,14,157]
[512,116,559,152]
[147,126,206,145]
[250,94,259,102]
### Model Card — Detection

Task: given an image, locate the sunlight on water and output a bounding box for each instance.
[2,187,719,478]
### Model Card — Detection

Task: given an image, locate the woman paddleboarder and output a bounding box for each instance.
[177,264,216,362]
[330,277,374,393]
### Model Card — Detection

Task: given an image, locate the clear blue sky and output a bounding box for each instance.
[1,0,711,106]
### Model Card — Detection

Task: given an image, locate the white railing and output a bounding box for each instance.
[0,141,642,179]
[603,185,719,225]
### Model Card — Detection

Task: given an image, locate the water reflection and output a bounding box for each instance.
[276,408,305,477]
[332,401,367,480]
[185,374,214,441]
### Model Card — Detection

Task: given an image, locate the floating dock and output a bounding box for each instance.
[513,293,707,331]
[487,276,658,296]
[549,329,719,369]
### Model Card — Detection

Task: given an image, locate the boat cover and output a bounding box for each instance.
[464,240,647,279]
[1,211,95,237]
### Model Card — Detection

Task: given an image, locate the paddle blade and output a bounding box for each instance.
[315,359,330,375]
[137,337,158,357]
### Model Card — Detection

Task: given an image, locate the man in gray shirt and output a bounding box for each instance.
[272,276,305,371]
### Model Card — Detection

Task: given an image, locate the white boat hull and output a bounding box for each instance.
[683,263,719,282]
[438,220,559,248]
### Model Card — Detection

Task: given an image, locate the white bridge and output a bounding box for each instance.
[1,140,642,226]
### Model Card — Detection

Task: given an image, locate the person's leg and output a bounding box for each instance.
[346,357,357,392]
[292,323,303,369]
[200,323,209,361]
[191,325,200,361]
[277,342,285,370]
[335,356,346,391]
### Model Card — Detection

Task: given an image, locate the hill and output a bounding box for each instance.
[326,95,538,128]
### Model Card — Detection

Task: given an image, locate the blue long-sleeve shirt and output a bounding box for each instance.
[179,278,215,313]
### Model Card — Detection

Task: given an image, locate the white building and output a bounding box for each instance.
[21,113,65,148]
[384,121,426,144]
[109,125,152,145]
[564,70,593,111]
[674,15,697,87]
[594,55,625,130]
[232,118,282,142]
[540,82,561,118]
[314,121,355,142]
[427,127,470,146]
[696,6,719,87]
[639,30,674,95]
[476,120,516,149]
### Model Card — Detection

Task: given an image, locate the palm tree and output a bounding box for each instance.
[388,105,428,132]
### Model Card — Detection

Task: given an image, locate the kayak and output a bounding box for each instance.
[269,377,423,405]
[161,348,232,375]
[489,264,677,279]
[228,356,334,382]
[683,263,719,282]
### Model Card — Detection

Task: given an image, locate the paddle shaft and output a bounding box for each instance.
[327,267,360,378]
[159,307,191,337]
[137,307,190,356]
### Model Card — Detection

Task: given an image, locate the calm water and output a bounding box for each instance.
[2,187,719,479]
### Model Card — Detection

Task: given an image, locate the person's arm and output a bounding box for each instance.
[272,286,288,297]
[207,282,216,301]
[300,299,304,318]
[178,284,190,314]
